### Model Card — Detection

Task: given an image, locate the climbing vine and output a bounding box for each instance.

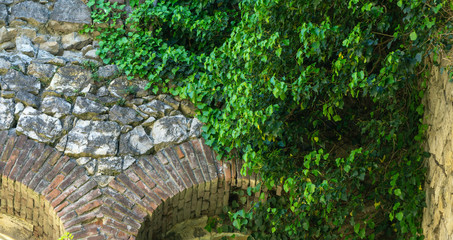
[86,0,453,239]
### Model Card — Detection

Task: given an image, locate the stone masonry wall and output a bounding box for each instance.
[423,50,453,239]
[0,1,263,239]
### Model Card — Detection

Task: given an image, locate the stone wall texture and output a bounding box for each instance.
[423,50,453,239]
[0,0,263,239]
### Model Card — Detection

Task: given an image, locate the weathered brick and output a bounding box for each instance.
[0,131,9,149]
[67,180,97,203]
[179,158,198,185]
[64,211,99,229]
[30,146,53,172]
[104,217,132,234]
[58,167,87,191]
[131,165,156,190]
[137,159,173,197]
[29,163,52,191]
[59,209,76,221]
[43,174,65,195]
[35,179,50,194]
[1,136,17,162]
[61,160,77,175]
[164,148,193,188]
[54,201,69,213]
[117,173,145,199]
[47,150,63,166]
[100,205,123,221]
[108,179,126,193]
[124,169,140,183]
[3,148,20,176]
[76,199,102,215]
[16,143,45,183]
[52,185,76,207]
[103,187,134,209]
[191,140,211,181]
[45,188,61,202]
[10,140,36,180]
[200,139,219,180]
[135,180,161,205]
[45,156,70,182]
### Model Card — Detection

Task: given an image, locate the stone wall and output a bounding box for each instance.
[422,50,453,239]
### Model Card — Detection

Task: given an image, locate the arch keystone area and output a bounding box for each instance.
[0,130,259,239]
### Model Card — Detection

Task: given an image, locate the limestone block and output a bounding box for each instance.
[119,125,154,156]
[109,105,143,126]
[47,65,91,97]
[41,96,72,118]
[10,1,49,27]
[0,97,15,130]
[0,69,41,94]
[139,100,173,118]
[27,62,57,83]
[64,120,120,157]
[48,0,92,34]
[73,96,108,119]
[16,107,63,143]
[151,115,190,150]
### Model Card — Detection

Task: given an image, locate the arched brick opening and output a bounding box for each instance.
[0,130,262,240]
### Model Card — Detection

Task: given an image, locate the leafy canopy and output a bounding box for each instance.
[86,0,453,239]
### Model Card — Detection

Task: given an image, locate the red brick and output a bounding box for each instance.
[137,158,174,196]
[59,209,76,221]
[16,144,45,183]
[175,146,185,159]
[200,139,219,180]
[104,217,131,234]
[10,140,36,180]
[1,136,17,162]
[3,148,20,176]
[131,165,156,189]
[28,163,51,191]
[125,169,140,182]
[180,142,199,170]
[87,236,105,240]
[135,180,161,205]
[30,146,53,172]
[71,223,100,239]
[64,211,99,229]
[67,180,97,203]
[47,150,62,166]
[179,157,198,185]
[108,179,126,193]
[61,161,77,175]
[0,131,9,149]
[65,189,102,214]
[117,173,145,199]
[76,199,102,215]
[190,140,211,181]
[43,174,65,195]
[100,205,123,221]
[103,187,134,209]
[52,185,76,207]
[164,148,193,188]
[54,201,69,213]
[45,188,61,201]
[45,156,70,182]
[58,167,87,191]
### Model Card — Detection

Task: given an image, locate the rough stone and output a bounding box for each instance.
[189,118,202,138]
[1,90,15,98]
[0,57,10,74]
[16,36,35,57]
[119,125,154,156]
[180,100,197,117]
[98,65,118,80]
[96,86,109,97]
[64,120,120,157]
[47,65,91,97]
[159,94,180,110]
[15,90,39,107]
[108,77,128,98]
[122,155,135,170]
[14,102,24,118]
[48,0,92,34]
[73,97,109,119]
[0,4,7,27]
[27,62,57,82]
[0,97,15,130]
[97,157,122,175]
[141,116,156,127]
[1,69,41,94]
[10,1,49,27]
[84,49,99,60]
[93,175,114,187]
[139,100,173,118]
[109,105,143,126]
[16,107,63,143]
[41,96,72,118]
[62,32,91,50]
[151,115,190,150]
[0,27,14,43]
[39,41,60,55]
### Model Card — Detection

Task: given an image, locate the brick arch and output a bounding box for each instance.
[0,130,259,240]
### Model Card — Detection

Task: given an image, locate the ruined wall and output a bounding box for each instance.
[423,50,453,239]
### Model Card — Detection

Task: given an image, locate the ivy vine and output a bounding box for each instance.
[85,0,453,239]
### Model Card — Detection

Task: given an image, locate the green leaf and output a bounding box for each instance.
[354,223,360,234]
[410,31,417,41]
[396,212,404,221]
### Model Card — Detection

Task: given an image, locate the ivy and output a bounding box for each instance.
[86,0,453,239]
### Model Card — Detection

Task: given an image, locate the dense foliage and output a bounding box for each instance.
[86,0,453,239]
